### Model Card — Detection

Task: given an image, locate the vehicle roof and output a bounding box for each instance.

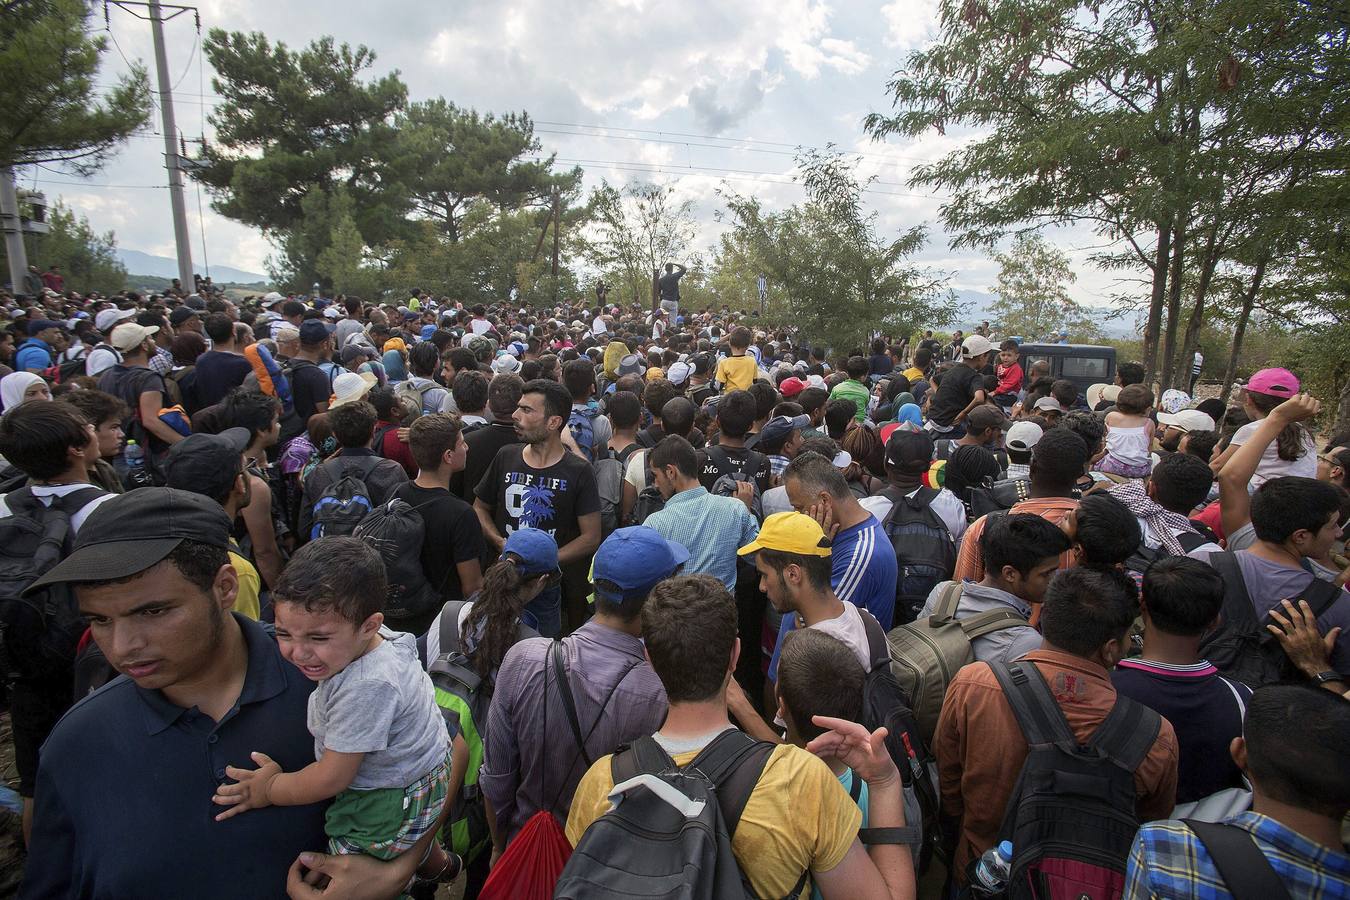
[1017,343,1117,352]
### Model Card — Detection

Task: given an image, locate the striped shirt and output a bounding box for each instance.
[1125,812,1350,900]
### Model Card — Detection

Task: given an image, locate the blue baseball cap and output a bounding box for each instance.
[501,528,561,577]
[592,527,690,603]
[420,324,437,341]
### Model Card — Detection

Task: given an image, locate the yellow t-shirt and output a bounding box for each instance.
[228,548,261,621]
[716,354,758,392]
[566,740,861,898]
[902,366,924,384]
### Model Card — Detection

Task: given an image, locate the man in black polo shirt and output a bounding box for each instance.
[19,489,432,899]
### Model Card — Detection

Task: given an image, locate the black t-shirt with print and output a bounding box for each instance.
[474,445,600,555]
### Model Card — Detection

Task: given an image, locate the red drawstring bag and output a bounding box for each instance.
[477,810,573,900]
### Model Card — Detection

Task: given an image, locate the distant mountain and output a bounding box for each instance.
[949,288,1139,340]
[117,249,269,285]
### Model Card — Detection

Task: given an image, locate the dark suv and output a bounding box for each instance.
[1016,343,1117,397]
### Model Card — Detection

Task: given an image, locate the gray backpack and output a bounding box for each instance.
[554,729,807,900]
[886,581,1027,744]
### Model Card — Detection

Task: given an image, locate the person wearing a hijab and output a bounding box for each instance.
[895,402,923,430]
[1,372,52,411]
[382,347,408,382]
[943,444,1002,516]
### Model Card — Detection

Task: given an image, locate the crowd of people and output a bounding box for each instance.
[0,277,1346,899]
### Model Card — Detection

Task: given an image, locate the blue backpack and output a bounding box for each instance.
[309,458,378,540]
[568,407,600,462]
[879,486,956,626]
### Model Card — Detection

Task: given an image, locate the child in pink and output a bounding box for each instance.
[1097,383,1154,478]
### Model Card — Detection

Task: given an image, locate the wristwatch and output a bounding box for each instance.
[1311,670,1344,685]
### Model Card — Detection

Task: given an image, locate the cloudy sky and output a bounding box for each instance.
[30,0,1140,316]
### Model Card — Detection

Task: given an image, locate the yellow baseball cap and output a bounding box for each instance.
[737,512,833,558]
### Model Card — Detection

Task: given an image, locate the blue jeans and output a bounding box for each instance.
[522,585,562,639]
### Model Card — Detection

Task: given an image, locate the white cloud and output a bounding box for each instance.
[880,0,941,50]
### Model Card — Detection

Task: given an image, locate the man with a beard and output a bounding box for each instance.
[474,379,601,636]
[20,489,440,898]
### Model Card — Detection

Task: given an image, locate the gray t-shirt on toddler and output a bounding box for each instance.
[308,627,449,790]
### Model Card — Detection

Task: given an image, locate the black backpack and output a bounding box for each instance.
[596,443,639,537]
[1200,551,1343,688]
[0,486,107,684]
[987,659,1161,900]
[308,457,379,540]
[628,456,665,525]
[857,610,941,873]
[554,729,807,900]
[878,485,957,626]
[1123,529,1213,579]
[352,498,440,624]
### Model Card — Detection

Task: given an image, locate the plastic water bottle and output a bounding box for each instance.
[124,439,153,489]
[972,841,1013,896]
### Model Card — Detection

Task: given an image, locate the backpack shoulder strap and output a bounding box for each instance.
[48,486,108,514]
[1183,820,1293,900]
[959,608,1031,640]
[929,581,964,620]
[705,444,731,473]
[1294,576,1344,620]
[1208,551,1259,632]
[610,734,674,786]
[438,600,469,656]
[858,608,891,672]
[1089,693,1162,771]
[3,484,38,514]
[684,729,774,836]
[988,659,1077,752]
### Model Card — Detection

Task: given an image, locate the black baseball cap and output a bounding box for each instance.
[168,306,199,326]
[298,319,329,345]
[26,488,233,593]
[163,428,251,498]
[885,426,934,474]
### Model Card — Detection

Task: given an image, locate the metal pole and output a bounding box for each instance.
[0,168,29,293]
[148,0,194,294]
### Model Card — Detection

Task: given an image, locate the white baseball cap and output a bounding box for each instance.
[1006,421,1044,452]
[95,307,135,333]
[961,334,994,358]
[1157,408,1216,433]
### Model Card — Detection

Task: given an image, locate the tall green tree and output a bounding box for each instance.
[865,0,1348,385]
[397,100,581,243]
[988,234,1100,341]
[586,182,698,306]
[720,150,954,352]
[3,200,127,293]
[195,31,409,286]
[0,0,150,172]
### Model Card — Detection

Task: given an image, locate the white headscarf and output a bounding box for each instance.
[1,372,46,411]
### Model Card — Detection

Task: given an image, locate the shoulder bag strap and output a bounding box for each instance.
[987,659,1078,752]
[551,639,591,765]
[859,608,891,672]
[1183,821,1294,900]
[1294,576,1344,620]
[1089,694,1161,771]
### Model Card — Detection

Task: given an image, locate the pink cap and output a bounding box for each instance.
[1245,367,1300,398]
[779,376,806,398]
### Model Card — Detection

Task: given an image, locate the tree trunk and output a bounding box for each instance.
[1219,256,1269,409]
[1159,221,1187,391]
[1141,221,1171,382]
[1177,219,1221,396]
[1334,374,1350,445]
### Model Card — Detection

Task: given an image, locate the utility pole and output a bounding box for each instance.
[109,1,198,292]
[0,169,28,290]
[146,0,195,294]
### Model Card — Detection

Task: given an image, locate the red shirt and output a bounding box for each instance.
[376,419,417,477]
[994,361,1023,396]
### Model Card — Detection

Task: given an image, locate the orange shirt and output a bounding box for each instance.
[952,497,1081,584]
[933,648,1179,879]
